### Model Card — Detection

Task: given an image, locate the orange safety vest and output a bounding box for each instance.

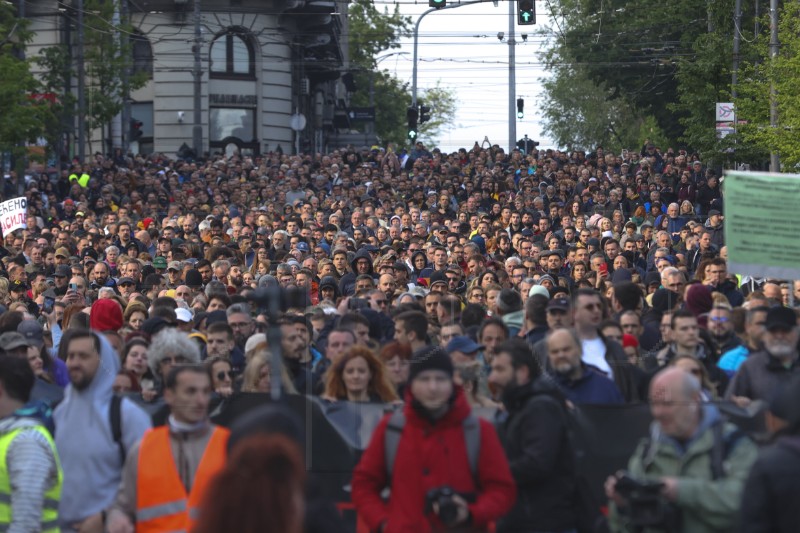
[135,425,229,532]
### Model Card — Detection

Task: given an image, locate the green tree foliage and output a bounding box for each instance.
[736,2,800,168]
[35,45,76,157]
[0,3,55,167]
[541,0,752,153]
[82,0,147,150]
[347,0,456,146]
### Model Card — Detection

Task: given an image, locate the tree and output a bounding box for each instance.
[347,0,457,146]
[0,2,55,170]
[736,3,800,168]
[36,45,76,162]
[82,0,147,152]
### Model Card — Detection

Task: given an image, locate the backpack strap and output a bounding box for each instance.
[384,410,405,481]
[383,411,482,482]
[710,422,745,481]
[110,395,125,464]
[462,413,481,479]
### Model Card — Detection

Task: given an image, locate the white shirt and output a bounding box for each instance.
[582,337,614,379]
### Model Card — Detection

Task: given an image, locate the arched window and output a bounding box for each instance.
[131,32,153,79]
[209,29,255,78]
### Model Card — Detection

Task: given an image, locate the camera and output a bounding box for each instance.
[425,486,459,526]
[615,473,681,531]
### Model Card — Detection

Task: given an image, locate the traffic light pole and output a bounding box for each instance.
[412,0,486,107]
[507,0,516,153]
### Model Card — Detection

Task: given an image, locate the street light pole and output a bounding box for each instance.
[508,0,516,152]
[412,0,486,106]
[192,0,203,157]
[768,0,780,172]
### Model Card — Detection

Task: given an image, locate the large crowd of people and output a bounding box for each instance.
[0,140,798,532]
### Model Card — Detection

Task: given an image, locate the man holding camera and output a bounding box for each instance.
[352,346,516,532]
[605,368,757,532]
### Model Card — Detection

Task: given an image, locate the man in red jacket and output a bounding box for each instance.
[352,346,516,532]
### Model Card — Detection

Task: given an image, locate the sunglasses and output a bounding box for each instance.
[216,370,234,381]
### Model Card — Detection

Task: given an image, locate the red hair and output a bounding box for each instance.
[192,435,305,533]
[323,345,398,402]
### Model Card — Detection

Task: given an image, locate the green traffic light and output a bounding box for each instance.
[517,112,524,119]
[429,0,446,8]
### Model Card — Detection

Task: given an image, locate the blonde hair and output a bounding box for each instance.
[241,353,297,394]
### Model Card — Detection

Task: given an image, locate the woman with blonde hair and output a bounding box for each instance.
[242,352,297,394]
[323,345,398,403]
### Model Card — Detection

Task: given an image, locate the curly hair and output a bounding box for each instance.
[323,345,398,403]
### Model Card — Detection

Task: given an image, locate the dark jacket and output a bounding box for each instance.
[724,350,800,402]
[739,434,800,533]
[551,365,625,405]
[351,388,516,533]
[712,279,744,308]
[533,333,643,403]
[496,378,577,532]
[339,248,374,296]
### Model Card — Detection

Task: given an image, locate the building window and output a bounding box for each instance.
[131,32,153,79]
[209,29,255,79]
[210,107,255,143]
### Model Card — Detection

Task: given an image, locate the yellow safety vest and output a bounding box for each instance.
[0,425,62,533]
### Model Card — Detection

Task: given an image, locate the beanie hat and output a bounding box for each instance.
[408,345,454,383]
[90,299,124,332]
[185,269,203,288]
[622,334,639,349]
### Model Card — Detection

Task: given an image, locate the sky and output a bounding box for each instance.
[372,0,555,152]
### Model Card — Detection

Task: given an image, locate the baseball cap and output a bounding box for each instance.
[55,247,71,258]
[54,265,71,278]
[446,336,484,354]
[765,306,797,332]
[0,331,30,351]
[295,242,309,253]
[168,261,183,272]
[153,257,168,269]
[175,308,193,323]
[118,277,136,286]
[9,280,26,292]
[17,320,44,349]
[708,209,721,217]
[547,297,570,312]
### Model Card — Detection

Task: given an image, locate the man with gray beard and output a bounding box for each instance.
[726,306,800,407]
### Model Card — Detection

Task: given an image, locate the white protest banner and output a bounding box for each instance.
[0,197,28,236]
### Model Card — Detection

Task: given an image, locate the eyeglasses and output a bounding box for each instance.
[216,370,234,381]
[709,316,729,323]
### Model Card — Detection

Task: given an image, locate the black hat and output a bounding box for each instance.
[765,306,797,332]
[185,269,203,288]
[10,280,26,292]
[429,270,448,287]
[408,346,453,383]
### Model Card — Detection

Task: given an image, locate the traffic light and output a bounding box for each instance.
[517,0,535,25]
[516,98,524,119]
[429,0,446,8]
[407,106,419,142]
[130,119,143,141]
[419,105,431,124]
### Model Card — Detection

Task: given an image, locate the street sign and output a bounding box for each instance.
[715,102,735,122]
[290,113,307,132]
[348,107,376,121]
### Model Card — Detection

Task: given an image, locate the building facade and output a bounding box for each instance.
[26,0,349,158]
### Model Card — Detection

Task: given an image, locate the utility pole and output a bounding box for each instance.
[769,0,779,172]
[77,0,86,162]
[507,0,516,153]
[192,0,203,157]
[120,0,130,154]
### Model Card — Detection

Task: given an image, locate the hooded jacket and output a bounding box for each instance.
[496,378,578,532]
[339,248,374,296]
[0,412,60,532]
[318,275,340,302]
[410,251,429,279]
[54,334,152,529]
[351,387,516,532]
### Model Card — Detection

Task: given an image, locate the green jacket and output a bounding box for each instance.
[609,406,758,533]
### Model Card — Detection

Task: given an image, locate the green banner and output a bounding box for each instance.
[724,170,800,280]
